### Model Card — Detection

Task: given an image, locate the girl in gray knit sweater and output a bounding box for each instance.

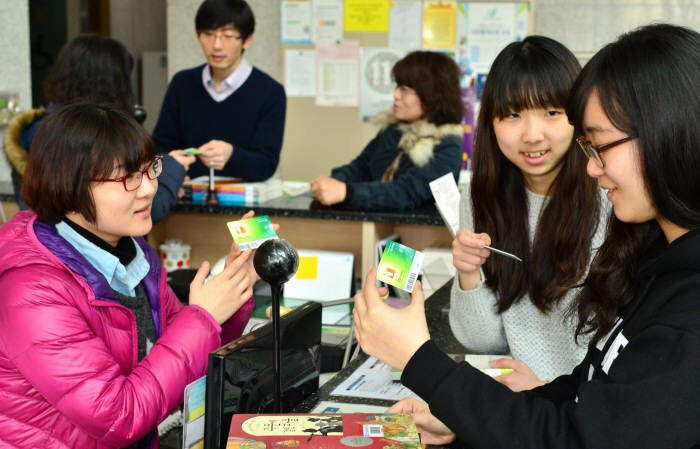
[450,36,610,390]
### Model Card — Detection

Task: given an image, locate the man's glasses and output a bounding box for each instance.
[93,156,163,192]
[576,135,634,167]
[200,30,242,43]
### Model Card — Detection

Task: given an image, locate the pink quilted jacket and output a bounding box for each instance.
[0,211,253,448]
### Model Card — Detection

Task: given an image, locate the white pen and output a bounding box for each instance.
[485,245,522,262]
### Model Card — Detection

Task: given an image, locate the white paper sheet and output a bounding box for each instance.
[316,40,360,107]
[466,2,528,74]
[311,401,389,414]
[429,172,462,236]
[313,0,343,42]
[388,1,422,50]
[285,49,316,97]
[282,0,313,44]
[331,356,420,401]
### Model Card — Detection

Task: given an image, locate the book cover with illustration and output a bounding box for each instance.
[227,413,424,449]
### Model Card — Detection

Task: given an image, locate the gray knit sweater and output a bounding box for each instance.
[449,183,610,381]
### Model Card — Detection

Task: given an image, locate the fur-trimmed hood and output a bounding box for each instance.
[3,107,45,176]
[372,109,463,167]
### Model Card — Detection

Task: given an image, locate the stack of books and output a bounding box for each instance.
[188,177,283,206]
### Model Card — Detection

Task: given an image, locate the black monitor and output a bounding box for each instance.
[204,301,322,449]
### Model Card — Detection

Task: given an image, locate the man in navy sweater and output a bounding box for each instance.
[153,0,286,182]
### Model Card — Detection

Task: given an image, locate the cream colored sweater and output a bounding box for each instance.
[449,184,610,381]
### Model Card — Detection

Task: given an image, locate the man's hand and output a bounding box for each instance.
[199,139,234,170]
[387,399,456,445]
[169,149,196,171]
[353,269,430,371]
[310,176,347,205]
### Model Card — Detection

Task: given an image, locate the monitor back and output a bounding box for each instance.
[204,301,321,449]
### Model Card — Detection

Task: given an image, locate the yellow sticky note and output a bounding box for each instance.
[296,256,319,279]
[344,0,389,33]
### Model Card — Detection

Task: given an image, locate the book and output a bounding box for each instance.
[227,413,424,448]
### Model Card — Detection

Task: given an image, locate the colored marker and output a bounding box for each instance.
[482,368,514,377]
[184,147,201,155]
[485,246,522,262]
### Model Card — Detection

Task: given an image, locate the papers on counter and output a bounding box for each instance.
[331,356,420,401]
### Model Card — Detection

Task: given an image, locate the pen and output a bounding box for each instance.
[485,246,522,262]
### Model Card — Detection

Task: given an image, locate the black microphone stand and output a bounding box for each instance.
[253,239,299,412]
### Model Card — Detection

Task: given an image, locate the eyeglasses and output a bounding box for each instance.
[576,135,634,168]
[200,30,242,43]
[395,85,418,97]
[93,156,163,192]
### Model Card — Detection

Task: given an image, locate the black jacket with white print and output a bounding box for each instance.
[402,227,700,449]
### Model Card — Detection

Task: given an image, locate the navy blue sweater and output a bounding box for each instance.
[152,65,286,181]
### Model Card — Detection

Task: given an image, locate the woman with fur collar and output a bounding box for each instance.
[310,51,464,212]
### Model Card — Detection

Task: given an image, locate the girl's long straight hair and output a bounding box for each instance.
[472,36,602,313]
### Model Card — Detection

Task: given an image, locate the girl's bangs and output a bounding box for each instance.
[91,117,155,179]
[491,73,566,119]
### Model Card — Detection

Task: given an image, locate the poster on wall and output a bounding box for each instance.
[285,49,316,97]
[359,47,407,122]
[388,1,422,49]
[282,0,313,44]
[464,2,528,76]
[315,40,360,106]
[313,0,343,42]
[344,0,390,33]
[422,1,457,48]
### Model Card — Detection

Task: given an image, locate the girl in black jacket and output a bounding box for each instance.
[352,23,700,449]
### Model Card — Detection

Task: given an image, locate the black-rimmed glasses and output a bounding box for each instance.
[200,30,242,42]
[576,135,634,167]
[93,156,163,192]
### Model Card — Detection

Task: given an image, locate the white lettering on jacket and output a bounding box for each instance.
[601,332,629,374]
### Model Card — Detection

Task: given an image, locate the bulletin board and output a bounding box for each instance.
[274,0,534,182]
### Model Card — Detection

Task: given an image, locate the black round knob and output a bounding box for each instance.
[253,239,299,286]
[133,104,147,125]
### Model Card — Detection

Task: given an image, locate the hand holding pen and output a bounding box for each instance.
[452,228,521,291]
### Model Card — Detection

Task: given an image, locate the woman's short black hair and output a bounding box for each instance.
[22,102,155,224]
[195,0,255,41]
[43,35,134,112]
[392,51,464,125]
[567,23,700,229]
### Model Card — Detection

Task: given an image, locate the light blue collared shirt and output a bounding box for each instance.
[201,59,253,102]
[56,222,150,297]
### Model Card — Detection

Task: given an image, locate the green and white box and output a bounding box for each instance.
[226,216,278,250]
[377,240,424,293]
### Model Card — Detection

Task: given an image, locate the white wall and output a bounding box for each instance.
[0,0,31,194]
[534,0,700,58]
[166,0,281,81]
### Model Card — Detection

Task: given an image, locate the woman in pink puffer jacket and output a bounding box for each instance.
[0,102,256,448]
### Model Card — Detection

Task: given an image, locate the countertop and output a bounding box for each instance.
[173,193,446,226]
